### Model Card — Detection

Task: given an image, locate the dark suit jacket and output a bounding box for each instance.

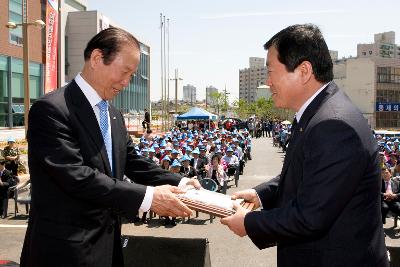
[244,82,388,267]
[0,169,16,199]
[179,166,197,178]
[190,158,205,172]
[381,179,400,201]
[20,81,182,267]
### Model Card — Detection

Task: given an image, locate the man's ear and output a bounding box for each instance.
[89,49,104,68]
[297,61,313,84]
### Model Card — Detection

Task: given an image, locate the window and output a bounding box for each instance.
[9,0,23,45]
[377,67,400,84]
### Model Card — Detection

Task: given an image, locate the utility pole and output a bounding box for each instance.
[160,13,164,131]
[223,84,230,114]
[166,18,170,129]
[170,69,182,117]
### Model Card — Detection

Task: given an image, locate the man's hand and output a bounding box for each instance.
[185,178,202,189]
[150,185,193,217]
[231,189,261,209]
[220,202,250,237]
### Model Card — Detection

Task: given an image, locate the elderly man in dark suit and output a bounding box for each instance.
[20,27,198,267]
[221,24,388,266]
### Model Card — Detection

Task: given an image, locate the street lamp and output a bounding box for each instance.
[5,19,45,137]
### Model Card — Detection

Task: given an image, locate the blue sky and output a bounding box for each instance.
[89,0,400,101]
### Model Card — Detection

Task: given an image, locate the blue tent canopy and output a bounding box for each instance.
[177,107,218,120]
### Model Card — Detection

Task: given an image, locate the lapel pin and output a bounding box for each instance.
[113,117,116,120]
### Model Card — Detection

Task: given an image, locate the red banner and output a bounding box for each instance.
[45,0,58,93]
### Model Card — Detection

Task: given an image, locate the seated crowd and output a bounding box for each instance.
[376,135,400,224]
[132,127,252,226]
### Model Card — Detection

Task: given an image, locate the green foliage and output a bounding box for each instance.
[209,91,226,115]
[233,97,292,120]
[178,103,191,114]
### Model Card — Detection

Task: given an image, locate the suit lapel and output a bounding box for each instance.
[279,82,339,181]
[66,80,112,175]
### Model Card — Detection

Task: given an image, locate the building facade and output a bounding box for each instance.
[182,84,196,104]
[239,57,267,103]
[1,0,46,128]
[358,31,400,59]
[0,2,151,129]
[0,0,87,128]
[334,31,400,129]
[255,85,271,101]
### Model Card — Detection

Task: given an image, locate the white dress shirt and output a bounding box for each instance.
[75,73,188,212]
[75,73,156,212]
[295,82,330,122]
[257,82,331,209]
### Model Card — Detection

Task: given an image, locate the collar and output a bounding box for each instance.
[75,73,104,108]
[296,82,330,122]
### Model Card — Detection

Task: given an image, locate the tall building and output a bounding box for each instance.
[182,84,196,104]
[358,31,400,59]
[206,85,218,106]
[333,31,400,129]
[239,57,267,103]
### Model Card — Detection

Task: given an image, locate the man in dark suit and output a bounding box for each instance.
[381,166,400,224]
[190,149,205,176]
[0,159,17,218]
[221,24,388,266]
[20,27,198,267]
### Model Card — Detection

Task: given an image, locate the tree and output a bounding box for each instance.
[233,96,292,120]
[232,99,250,119]
[209,91,225,116]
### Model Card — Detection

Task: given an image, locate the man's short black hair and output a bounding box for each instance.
[84,27,140,65]
[264,24,333,83]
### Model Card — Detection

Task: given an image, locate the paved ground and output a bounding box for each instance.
[0,128,25,142]
[121,137,284,267]
[0,136,283,265]
[0,135,398,266]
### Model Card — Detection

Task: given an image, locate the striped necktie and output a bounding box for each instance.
[97,100,113,173]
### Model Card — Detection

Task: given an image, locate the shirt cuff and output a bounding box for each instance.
[255,191,263,209]
[139,186,154,212]
[178,177,191,188]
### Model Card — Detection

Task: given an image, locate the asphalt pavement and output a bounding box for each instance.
[0,136,283,266]
[1,136,399,266]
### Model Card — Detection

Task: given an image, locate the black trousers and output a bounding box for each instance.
[6,161,18,176]
[382,200,400,224]
[0,195,8,217]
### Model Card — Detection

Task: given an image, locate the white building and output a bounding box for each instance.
[183,84,197,104]
[239,57,267,103]
[59,0,88,86]
[256,85,271,101]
